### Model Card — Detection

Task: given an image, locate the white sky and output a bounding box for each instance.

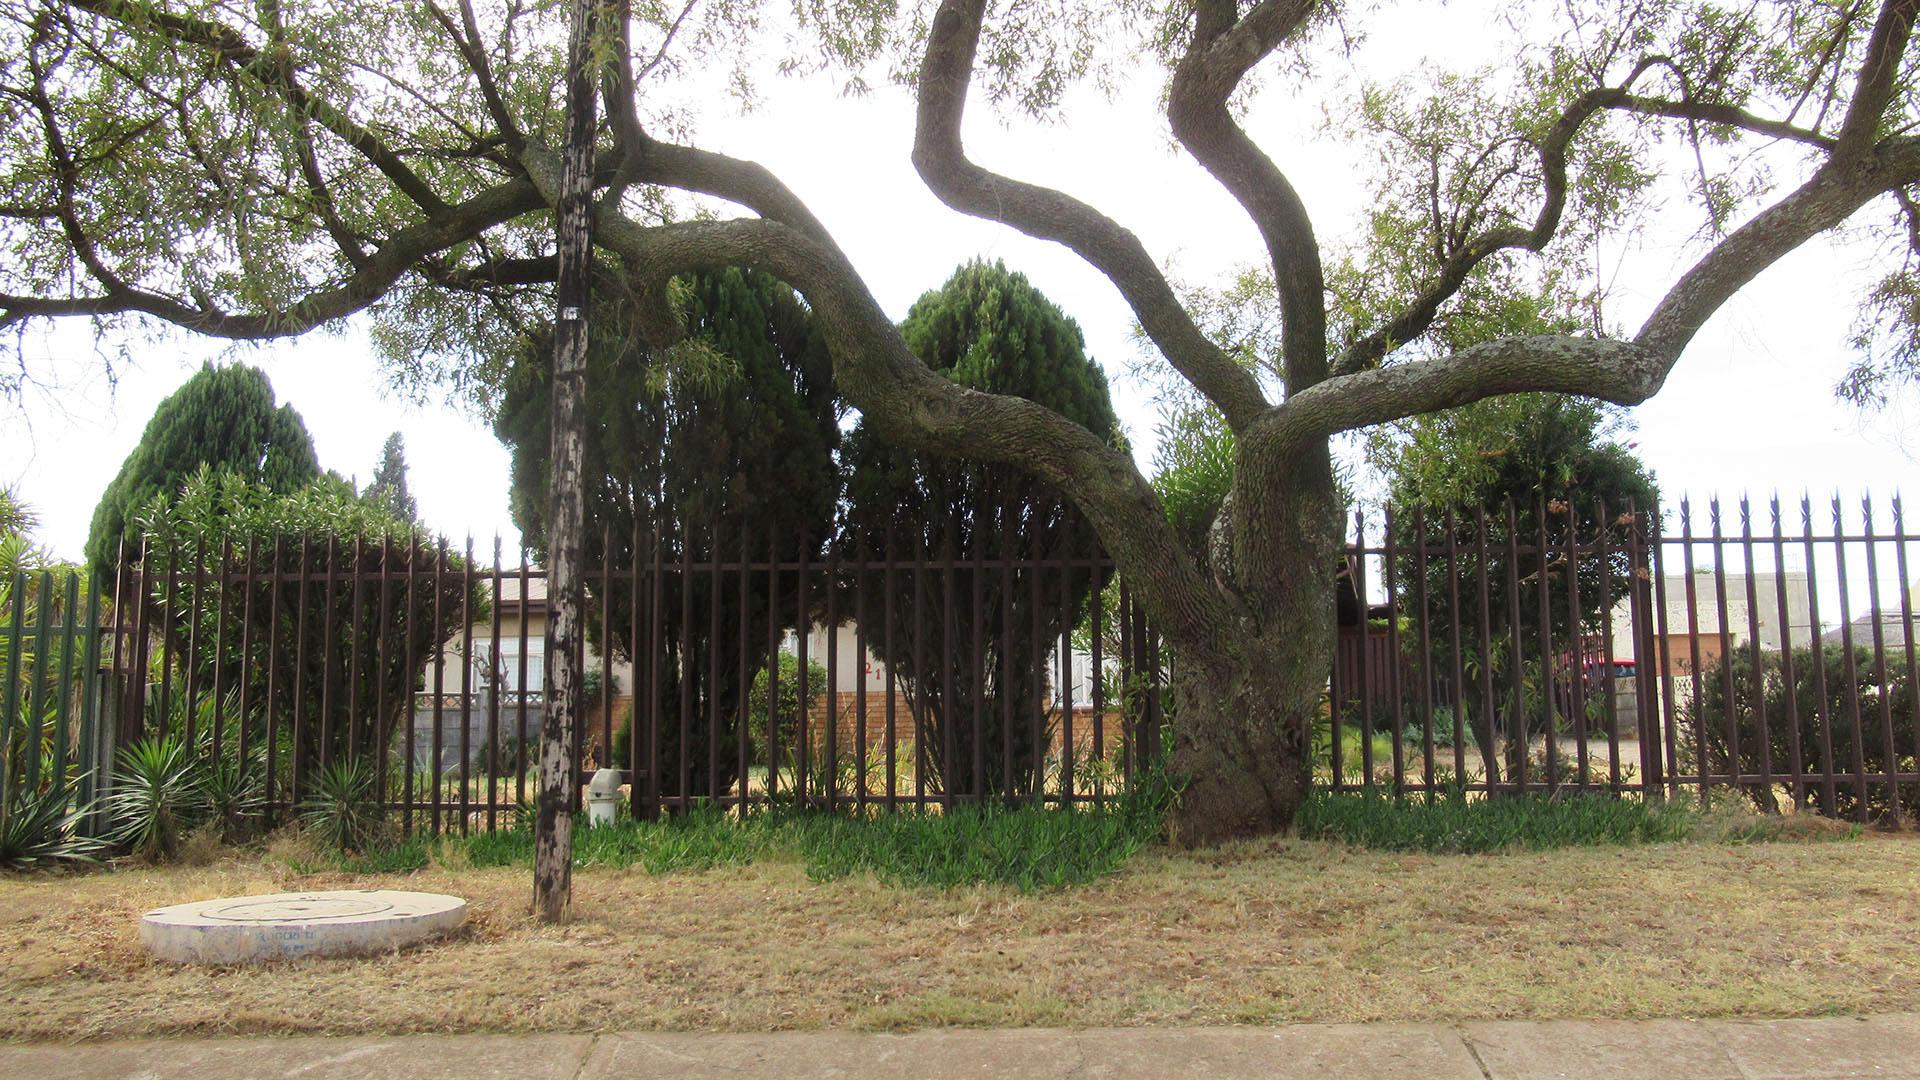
[3,2,1918,595]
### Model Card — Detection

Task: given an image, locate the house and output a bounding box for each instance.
[1818,581,1920,651]
[1608,569,1815,675]
[414,574,1125,773]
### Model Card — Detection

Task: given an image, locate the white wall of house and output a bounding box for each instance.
[798,622,1111,704]
[1608,570,1816,658]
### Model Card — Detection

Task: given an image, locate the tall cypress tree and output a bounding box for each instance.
[843,260,1119,799]
[494,266,841,798]
[365,432,419,522]
[86,363,319,578]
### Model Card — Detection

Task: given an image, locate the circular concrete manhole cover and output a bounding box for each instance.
[141,890,466,964]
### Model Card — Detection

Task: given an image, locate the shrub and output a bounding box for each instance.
[106,735,203,861]
[299,757,385,853]
[749,653,829,764]
[1682,642,1916,822]
[200,746,266,845]
[0,778,104,870]
[132,467,480,774]
[610,653,828,773]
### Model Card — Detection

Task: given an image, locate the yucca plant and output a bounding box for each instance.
[106,735,203,861]
[300,757,384,853]
[0,778,105,870]
[198,747,265,845]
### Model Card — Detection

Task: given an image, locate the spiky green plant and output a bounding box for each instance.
[106,735,203,861]
[0,778,105,870]
[299,757,384,853]
[198,747,265,845]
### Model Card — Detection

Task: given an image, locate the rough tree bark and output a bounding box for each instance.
[533,0,602,923]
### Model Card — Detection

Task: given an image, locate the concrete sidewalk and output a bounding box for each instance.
[4,1014,1916,1078]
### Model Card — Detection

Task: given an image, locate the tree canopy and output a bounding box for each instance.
[365,432,419,523]
[844,259,1118,797]
[494,264,840,794]
[85,362,319,579]
[8,0,1920,842]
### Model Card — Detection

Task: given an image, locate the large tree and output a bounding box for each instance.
[495,265,841,800]
[5,0,1919,843]
[844,259,1118,800]
[365,432,419,523]
[86,363,319,579]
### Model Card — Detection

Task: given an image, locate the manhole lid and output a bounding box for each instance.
[140,890,467,964]
[198,895,398,923]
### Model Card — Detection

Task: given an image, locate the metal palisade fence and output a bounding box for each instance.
[1333,493,1920,823]
[28,509,1165,836]
[7,492,1920,837]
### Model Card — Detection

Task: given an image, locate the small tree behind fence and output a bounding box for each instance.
[1335,491,1920,826]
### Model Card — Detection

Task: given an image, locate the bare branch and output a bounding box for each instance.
[424,0,525,156]
[910,0,1271,431]
[1167,1,1326,394]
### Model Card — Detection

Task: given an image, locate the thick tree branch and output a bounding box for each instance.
[1836,0,1919,158]
[1169,0,1327,395]
[1334,48,1869,379]
[1270,335,1669,446]
[1276,137,1920,453]
[911,0,1271,431]
[1638,142,1915,358]
[517,129,1234,652]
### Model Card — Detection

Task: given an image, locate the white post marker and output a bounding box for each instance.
[586,767,622,827]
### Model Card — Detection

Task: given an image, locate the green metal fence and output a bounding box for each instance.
[1,569,113,833]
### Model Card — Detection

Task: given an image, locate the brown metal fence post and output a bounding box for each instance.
[1383,504,1406,795]
[1861,495,1902,823]
[1830,495,1872,821]
[1738,498,1775,808]
[1353,508,1373,787]
[1770,496,1807,810]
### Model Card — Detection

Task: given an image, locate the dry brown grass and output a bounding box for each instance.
[3,836,1918,1042]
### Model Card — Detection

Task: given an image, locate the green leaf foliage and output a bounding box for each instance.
[131,468,480,771]
[86,364,319,579]
[495,266,841,799]
[1684,641,1919,824]
[0,776,103,871]
[1150,403,1236,554]
[844,259,1118,798]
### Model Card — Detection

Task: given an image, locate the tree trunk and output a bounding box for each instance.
[1163,464,1341,846]
[1164,626,1322,846]
[534,0,600,924]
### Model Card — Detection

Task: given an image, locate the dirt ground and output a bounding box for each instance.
[3,836,1918,1042]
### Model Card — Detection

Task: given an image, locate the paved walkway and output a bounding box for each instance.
[4,1014,1917,1078]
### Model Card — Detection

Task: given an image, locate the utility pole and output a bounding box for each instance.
[535,0,601,923]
